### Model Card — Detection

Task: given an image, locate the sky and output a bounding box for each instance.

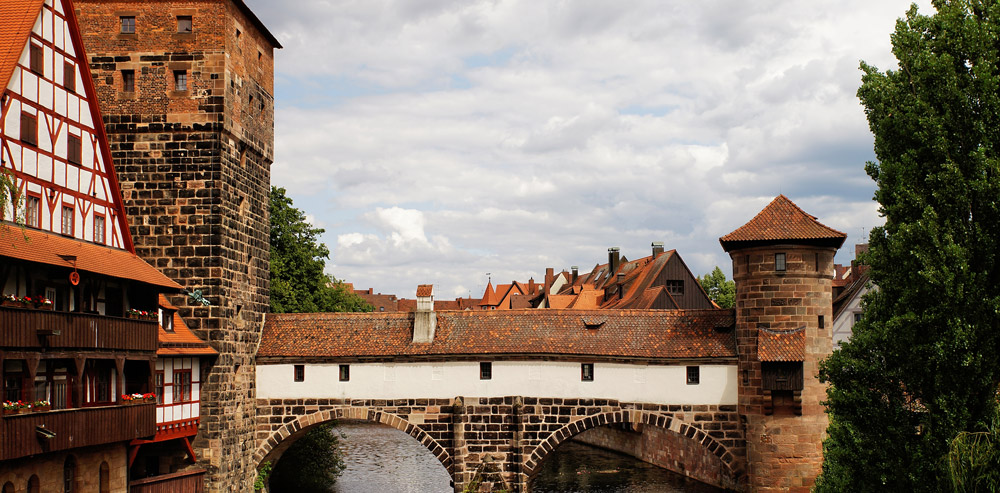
[246,0,933,300]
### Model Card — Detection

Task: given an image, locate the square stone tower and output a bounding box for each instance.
[721,195,846,492]
[74,1,280,490]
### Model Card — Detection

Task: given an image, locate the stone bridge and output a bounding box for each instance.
[254,396,745,492]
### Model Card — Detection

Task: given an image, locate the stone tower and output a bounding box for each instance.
[720,195,846,492]
[74,2,280,490]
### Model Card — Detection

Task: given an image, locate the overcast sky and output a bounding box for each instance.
[246,0,932,300]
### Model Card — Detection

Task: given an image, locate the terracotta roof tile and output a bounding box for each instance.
[720,195,846,251]
[259,309,736,360]
[1,227,181,290]
[757,326,806,362]
[416,284,433,297]
[157,295,217,356]
[0,0,44,91]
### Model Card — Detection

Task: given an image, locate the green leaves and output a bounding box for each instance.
[698,266,735,309]
[819,1,1000,490]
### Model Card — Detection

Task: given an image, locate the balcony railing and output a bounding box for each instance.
[0,403,155,460]
[129,469,206,493]
[0,306,157,351]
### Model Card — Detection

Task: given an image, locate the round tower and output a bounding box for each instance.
[720,195,846,492]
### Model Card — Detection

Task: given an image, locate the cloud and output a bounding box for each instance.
[254,0,935,296]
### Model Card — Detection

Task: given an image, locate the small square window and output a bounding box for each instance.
[120,16,135,34]
[67,134,82,164]
[29,43,43,75]
[339,364,350,382]
[63,61,75,92]
[25,194,40,228]
[665,280,684,295]
[775,253,786,272]
[479,362,492,380]
[177,15,192,33]
[174,70,187,91]
[293,364,304,382]
[61,206,73,236]
[122,69,135,92]
[687,366,700,385]
[854,313,862,324]
[93,215,105,244]
[581,363,594,382]
[21,112,37,146]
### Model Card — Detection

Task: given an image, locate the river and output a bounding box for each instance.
[329,420,722,493]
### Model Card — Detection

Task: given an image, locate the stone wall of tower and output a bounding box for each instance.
[731,245,835,492]
[75,1,276,490]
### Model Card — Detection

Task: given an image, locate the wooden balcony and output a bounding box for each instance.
[0,403,155,460]
[0,306,157,352]
[129,469,205,493]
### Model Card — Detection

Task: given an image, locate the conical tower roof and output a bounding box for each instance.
[720,195,846,252]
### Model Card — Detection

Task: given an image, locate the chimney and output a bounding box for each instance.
[528,277,536,295]
[651,241,664,258]
[616,272,625,299]
[544,268,554,294]
[413,284,436,343]
[608,247,620,274]
[571,266,579,284]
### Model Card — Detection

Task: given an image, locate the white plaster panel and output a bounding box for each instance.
[22,73,38,103]
[68,93,78,120]
[41,9,52,42]
[79,98,91,127]
[258,361,738,405]
[38,79,53,111]
[54,16,64,51]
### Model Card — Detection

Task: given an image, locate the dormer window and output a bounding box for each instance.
[775,253,786,272]
[160,308,174,332]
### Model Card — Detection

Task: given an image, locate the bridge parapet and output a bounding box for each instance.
[255,396,745,492]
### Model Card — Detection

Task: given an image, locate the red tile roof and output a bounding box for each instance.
[416,284,433,297]
[1,227,181,290]
[720,195,846,251]
[157,295,217,356]
[0,0,44,92]
[757,326,806,362]
[258,309,736,360]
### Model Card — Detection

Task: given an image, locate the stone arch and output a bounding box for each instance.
[522,409,740,487]
[255,406,453,475]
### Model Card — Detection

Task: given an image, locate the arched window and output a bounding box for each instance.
[27,475,40,493]
[3,481,14,493]
[64,455,77,493]
[99,461,110,493]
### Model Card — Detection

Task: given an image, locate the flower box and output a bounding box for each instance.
[31,405,50,413]
[2,300,24,308]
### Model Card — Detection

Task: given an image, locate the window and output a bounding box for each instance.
[854,312,862,324]
[21,112,37,146]
[379,306,384,312]
[775,253,786,272]
[29,43,43,75]
[61,206,73,236]
[174,70,187,91]
[687,365,700,385]
[122,69,135,92]
[339,364,349,382]
[581,363,594,382]
[665,280,684,295]
[479,362,492,380]
[93,214,105,243]
[26,194,40,228]
[63,455,76,493]
[2,482,11,493]
[84,361,112,404]
[161,309,174,331]
[177,15,192,33]
[120,16,135,34]
[293,364,304,382]
[67,134,82,164]
[154,372,163,404]
[99,462,110,493]
[27,476,40,493]
[172,370,191,402]
[818,315,825,329]
[64,61,75,92]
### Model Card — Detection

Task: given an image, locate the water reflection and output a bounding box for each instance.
[330,421,721,493]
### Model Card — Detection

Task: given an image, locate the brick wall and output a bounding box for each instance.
[731,245,835,492]
[75,1,276,490]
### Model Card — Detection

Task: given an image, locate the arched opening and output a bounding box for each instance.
[99,461,110,493]
[27,475,40,493]
[63,455,77,493]
[258,408,453,492]
[525,411,740,491]
[3,481,14,493]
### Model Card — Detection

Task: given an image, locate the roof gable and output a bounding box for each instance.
[720,195,846,251]
[0,0,45,91]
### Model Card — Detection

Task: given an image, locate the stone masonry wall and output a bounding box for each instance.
[0,443,127,492]
[75,1,276,490]
[731,245,836,492]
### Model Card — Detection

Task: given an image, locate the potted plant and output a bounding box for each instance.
[126,309,155,320]
[3,401,30,415]
[24,295,52,310]
[142,392,157,403]
[2,294,22,308]
[31,400,50,412]
[121,393,146,405]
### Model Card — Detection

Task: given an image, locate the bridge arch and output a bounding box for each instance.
[254,406,453,475]
[522,409,741,489]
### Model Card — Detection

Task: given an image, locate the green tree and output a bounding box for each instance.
[269,186,371,314]
[817,2,1000,491]
[268,423,346,493]
[698,266,735,309]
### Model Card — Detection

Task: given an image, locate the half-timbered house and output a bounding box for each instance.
[0,0,182,490]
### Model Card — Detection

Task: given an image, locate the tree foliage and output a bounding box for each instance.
[698,266,735,309]
[948,397,1000,492]
[269,186,371,314]
[817,2,1000,491]
[268,423,346,493]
